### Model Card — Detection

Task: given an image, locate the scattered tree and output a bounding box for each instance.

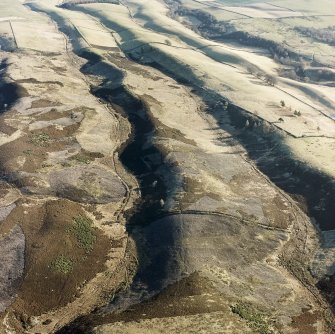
[265,74,277,86]
[294,110,302,116]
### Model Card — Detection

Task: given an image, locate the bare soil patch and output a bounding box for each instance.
[291,308,320,334]
[0,225,25,313]
[0,115,17,135]
[30,99,62,109]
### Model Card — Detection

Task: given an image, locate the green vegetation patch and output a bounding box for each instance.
[69,215,96,253]
[231,303,273,334]
[30,133,50,147]
[51,255,74,274]
[71,154,92,164]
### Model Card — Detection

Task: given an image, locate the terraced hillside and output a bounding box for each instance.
[0,0,334,333]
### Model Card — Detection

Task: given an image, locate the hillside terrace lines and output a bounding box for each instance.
[275,85,335,124]
[191,0,252,18]
[9,19,65,53]
[72,2,249,62]
[221,4,304,19]
[64,7,243,66]
[182,0,318,19]
[7,1,335,141]
[68,17,119,49]
[122,1,335,137]
[0,17,25,22]
[186,0,318,18]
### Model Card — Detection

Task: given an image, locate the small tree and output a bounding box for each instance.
[294,110,301,116]
[280,100,285,107]
[265,75,276,86]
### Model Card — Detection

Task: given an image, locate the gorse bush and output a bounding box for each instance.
[30,133,50,146]
[51,255,74,274]
[70,215,96,253]
[231,303,273,334]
